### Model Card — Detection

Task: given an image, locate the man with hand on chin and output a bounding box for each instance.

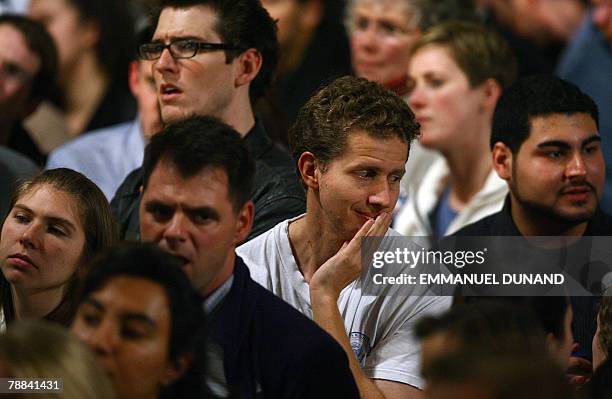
[238,76,450,399]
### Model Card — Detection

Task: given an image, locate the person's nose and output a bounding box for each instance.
[19,222,41,250]
[82,319,117,357]
[162,212,189,245]
[408,83,427,110]
[154,47,179,75]
[368,179,393,210]
[565,152,587,181]
[354,22,379,52]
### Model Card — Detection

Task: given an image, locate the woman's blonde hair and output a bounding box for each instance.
[0,320,116,399]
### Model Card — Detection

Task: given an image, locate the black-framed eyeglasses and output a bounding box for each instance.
[138,39,240,60]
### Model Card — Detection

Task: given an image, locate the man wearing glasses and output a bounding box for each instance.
[0,14,56,166]
[111,0,305,241]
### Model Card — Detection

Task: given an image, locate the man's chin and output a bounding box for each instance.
[554,207,597,224]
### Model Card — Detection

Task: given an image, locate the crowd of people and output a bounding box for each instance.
[0,0,611,398]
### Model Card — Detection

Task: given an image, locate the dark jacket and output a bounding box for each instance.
[213,257,359,398]
[453,195,612,359]
[453,196,612,237]
[110,120,305,241]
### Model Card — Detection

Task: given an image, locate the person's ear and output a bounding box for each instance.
[234,48,262,88]
[160,353,193,388]
[80,20,101,50]
[297,152,321,189]
[128,61,141,97]
[302,0,324,30]
[234,200,254,244]
[480,78,502,113]
[491,142,513,182]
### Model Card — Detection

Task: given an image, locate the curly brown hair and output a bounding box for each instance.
[289,75,419,172]
[597,295,612,360]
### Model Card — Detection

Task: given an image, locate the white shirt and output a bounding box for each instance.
[237,216,450,389]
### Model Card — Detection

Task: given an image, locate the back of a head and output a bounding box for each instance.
[0,320,115,399]
[67,0,135,83]
[0,14,58,103]
[155,0,278,102]
[491,75,599,154]
[412,0,479,31]
[411,20,517,90]
[425,351,576,399]
[289,75,419,169]
[416,300,548,357]
[141,116,255,211]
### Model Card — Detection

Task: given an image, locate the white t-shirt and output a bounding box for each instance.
[237,216,451,389]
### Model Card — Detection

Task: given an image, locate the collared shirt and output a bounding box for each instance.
[203,275,234,398]
[47,119,145,200]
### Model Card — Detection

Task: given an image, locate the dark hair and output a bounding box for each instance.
[142,116,255,211]
[589,358,612,399]
[79,242,206,398]
[155,0,279,102]
[415,301,547,356]
[290,75,419,173]
[425,351,575,399]
[519,296,571,341]
[66,0,135,83]
[7,168,118,269]
[412,0,479,31]
[491,75,599,154]
[0,14,58,101]
[411,21,516,90]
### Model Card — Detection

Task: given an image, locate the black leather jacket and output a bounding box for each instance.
[110,120,305,241]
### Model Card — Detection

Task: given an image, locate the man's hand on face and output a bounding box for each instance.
[310,212,391,299]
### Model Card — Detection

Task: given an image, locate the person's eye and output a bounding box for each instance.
[121,325,147,340]
[380,22,400,35]
[79,311,101,327]
[192,213,210,224]
[143,43,164,56]
[47,224,67,236]
[547,150,565,159]
[584,144,600,155]
[175,40,198,53]
[354,17,369,31]
[13,213,30,224]
[356,170,376,179]
[427,78,444,88]
[146,204,173,222]
[389,174,403,183]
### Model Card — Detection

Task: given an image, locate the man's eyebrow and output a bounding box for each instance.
[143,199,173,209]
[536,135,602,150]
[185,205,220,220]
[537,140,571,150]
[12,204,77,233]
[582,135,602,147]
[151,35,206,43]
